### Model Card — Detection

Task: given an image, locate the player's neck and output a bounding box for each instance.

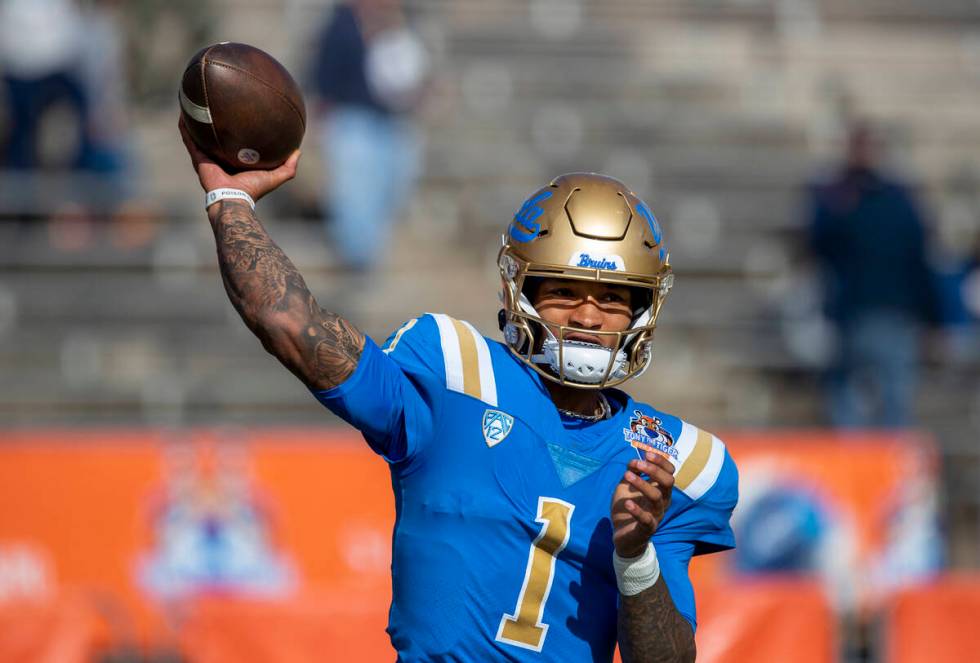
[544,381,607,419]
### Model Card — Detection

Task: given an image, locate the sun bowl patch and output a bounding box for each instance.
[623,410,678,459]
[482,409,514,447]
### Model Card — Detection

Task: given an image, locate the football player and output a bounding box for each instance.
[180,118,738,662]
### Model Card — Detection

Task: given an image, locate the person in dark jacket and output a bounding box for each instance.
[310,0,428,272]
[807,122,938,428]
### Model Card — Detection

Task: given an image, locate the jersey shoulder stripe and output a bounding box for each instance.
[430,313,498,407]
[460,319,497,406]
[671,420,726,501]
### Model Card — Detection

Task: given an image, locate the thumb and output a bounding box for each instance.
[272,150,301,185]
[251,150,301,198]
[251,150,301,199]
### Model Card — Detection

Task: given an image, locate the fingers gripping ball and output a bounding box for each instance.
[179,42,306,172]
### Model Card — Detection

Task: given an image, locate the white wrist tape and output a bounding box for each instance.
[613,543,660,596]
[205,188,255,210]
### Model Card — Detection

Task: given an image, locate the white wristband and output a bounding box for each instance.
[205,188,255,210]
[613,542,661,596]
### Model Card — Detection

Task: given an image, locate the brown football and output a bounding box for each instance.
[179,42,305,172]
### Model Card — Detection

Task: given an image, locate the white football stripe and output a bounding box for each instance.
[461,319,497,407]
[432,314,464,394]
[179,87,212,124]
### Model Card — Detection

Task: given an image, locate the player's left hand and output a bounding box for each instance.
[611,451,675,559]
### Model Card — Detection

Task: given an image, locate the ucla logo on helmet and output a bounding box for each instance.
[508,190,553,243]
[482,409,515,447]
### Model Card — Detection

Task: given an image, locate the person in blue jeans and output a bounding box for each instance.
[807,122,940,428]
[310,0,428,272]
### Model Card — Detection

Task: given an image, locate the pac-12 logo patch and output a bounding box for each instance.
[482,409,514,447]
[623,410,678,459]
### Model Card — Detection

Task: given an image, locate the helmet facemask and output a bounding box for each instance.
[498,245,673,389]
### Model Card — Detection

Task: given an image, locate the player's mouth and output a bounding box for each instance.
[564,332,607,348]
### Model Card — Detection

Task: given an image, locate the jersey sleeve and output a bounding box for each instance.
[655,422,739,555]
[310,315,445,463]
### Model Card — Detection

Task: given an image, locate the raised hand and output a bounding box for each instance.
[610,451,675,559]
[178,115,300,202]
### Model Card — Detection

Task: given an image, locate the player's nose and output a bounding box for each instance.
[568,298,603,330]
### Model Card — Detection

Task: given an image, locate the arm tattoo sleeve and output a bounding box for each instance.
[208,200,365,390]
[618,576,696,663]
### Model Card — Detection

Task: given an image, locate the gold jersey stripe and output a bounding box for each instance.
[675,427,713,491]
[382,317,418,354]
[451,317,482,401]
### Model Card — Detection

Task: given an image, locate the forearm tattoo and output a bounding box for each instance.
[209,200,364,389]
[618,576,696,663]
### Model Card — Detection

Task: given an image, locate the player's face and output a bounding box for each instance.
[532,278,633,350]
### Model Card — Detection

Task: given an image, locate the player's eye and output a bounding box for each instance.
[600,290,629,305]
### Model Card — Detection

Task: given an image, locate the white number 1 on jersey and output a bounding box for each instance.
[495,497,575,652]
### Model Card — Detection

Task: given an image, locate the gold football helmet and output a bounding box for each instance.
[498,172,673,388]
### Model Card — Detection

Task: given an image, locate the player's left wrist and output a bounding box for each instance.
[613,542,660,596]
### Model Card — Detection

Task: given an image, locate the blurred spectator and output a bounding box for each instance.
[0,0,137,225]
[77,0,134,188]
[806,122,940,429]
[310,0,429,272]
[0,0,90,169]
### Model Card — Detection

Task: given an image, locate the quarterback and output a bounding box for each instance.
[180,118,737,662]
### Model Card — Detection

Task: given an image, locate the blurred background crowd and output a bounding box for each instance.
[0,1,978,662]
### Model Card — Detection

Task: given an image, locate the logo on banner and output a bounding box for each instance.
[137,442,296,599]
[482,409,514,447]
[623,410,678,459]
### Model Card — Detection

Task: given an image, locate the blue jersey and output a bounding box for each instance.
[314,314,738,662]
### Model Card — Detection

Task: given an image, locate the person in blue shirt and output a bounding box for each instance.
[180,118,738,662]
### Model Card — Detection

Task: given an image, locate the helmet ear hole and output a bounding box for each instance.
[522,276,545,306]
[630,287,653,317]
[497,309,507,331]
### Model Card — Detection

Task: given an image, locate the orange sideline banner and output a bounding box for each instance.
[0,428,395,655]
[702,431,941,615]
[884,574,980,663]
[0,428,941,661]
[695,578,836,663]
